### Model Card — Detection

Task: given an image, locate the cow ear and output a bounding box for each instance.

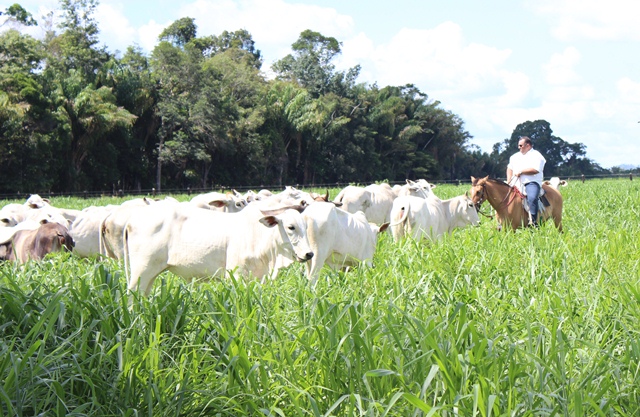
[259,216,279,228]
[209,200,227,208]
[378,223,390,233]
[430,184,436,189]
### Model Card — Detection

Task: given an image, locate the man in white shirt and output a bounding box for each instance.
[506,136,546,226]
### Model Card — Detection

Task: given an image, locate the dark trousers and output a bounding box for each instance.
[525,182,541,225]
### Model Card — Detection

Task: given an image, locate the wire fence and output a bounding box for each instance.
[0,173,636,201]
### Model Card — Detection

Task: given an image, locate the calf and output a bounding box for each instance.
[303,202,389,286]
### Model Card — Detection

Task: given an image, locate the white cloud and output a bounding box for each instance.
[617,77,640,104]
[179,0,355,66]
[528,0,640,41]
[342,22,514,100]
[496,72,530,107]
[542,47,581,85]
[138,20,166,52]
[96,3,136,53]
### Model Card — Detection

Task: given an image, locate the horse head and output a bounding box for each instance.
[469,176,489,211]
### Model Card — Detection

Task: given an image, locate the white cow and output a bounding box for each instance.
[25,194,50,208]
[68,206,113,258]
[390,194,479,242]
[0,194,52,227]
[242,190,264,203]
[261,186,316,207]
[333,183,397,225]
[303,202,389,285]
[396,179,438,199]
[190,192,246,212]
[0,203,72,230]
[123,203,314,295]
[99,198,160,259]
[543,177,568,190]
[0,204,28,227]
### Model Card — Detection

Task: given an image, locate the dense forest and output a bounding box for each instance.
[0,1,610,195]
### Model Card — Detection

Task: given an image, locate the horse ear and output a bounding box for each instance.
[482,175,489,181]
[471,176,477,184]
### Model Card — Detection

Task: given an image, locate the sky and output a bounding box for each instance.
[4,0,640,168]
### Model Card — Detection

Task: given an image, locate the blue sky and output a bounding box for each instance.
[5,0,640,168]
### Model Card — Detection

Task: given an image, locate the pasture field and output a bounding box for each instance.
[1,179,639,416]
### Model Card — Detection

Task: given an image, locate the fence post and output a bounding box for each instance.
[581,174,585,183]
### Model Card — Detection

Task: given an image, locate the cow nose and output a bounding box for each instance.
[305,252,314,260]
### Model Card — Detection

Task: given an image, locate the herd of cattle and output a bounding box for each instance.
[0,177,568,293]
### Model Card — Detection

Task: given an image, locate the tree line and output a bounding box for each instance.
[0,1,609,195]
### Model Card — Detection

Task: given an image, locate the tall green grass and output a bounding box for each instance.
[1,179,639,416]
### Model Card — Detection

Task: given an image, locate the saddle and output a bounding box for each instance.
[520,185,550,217]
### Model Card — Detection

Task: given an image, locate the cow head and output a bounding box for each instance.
[404,179,436,199]
[34,223,75,259]
[0,217,17,228]
[25,194,50,209]
[456,196,481,227]
[259,208,313,263]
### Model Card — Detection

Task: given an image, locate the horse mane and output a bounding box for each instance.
[486,178,511,188]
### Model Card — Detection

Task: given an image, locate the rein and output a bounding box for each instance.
[501,185,524,209]
[476,180,524,215]
[473,185,493,219]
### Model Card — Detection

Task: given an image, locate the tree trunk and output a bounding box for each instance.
[156,140,163,192]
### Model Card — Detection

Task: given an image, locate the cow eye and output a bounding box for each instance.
[287,225,295,231]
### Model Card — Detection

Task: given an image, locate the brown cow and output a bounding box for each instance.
[0,222,75,264]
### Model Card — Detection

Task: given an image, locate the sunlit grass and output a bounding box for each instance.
[1,178,639,416]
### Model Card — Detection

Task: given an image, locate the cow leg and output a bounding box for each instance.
[128,260,168,296]
[124,228,169,296]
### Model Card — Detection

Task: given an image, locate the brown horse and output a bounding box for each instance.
[469,176,563,231]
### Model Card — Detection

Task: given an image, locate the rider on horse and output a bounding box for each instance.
[506,136,546,226]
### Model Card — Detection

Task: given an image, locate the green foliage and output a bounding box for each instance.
[273,29,347,98]
[158,16,197,47]
[1,4,37,27]
[1,179,639,415]
[0,14,607,193]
